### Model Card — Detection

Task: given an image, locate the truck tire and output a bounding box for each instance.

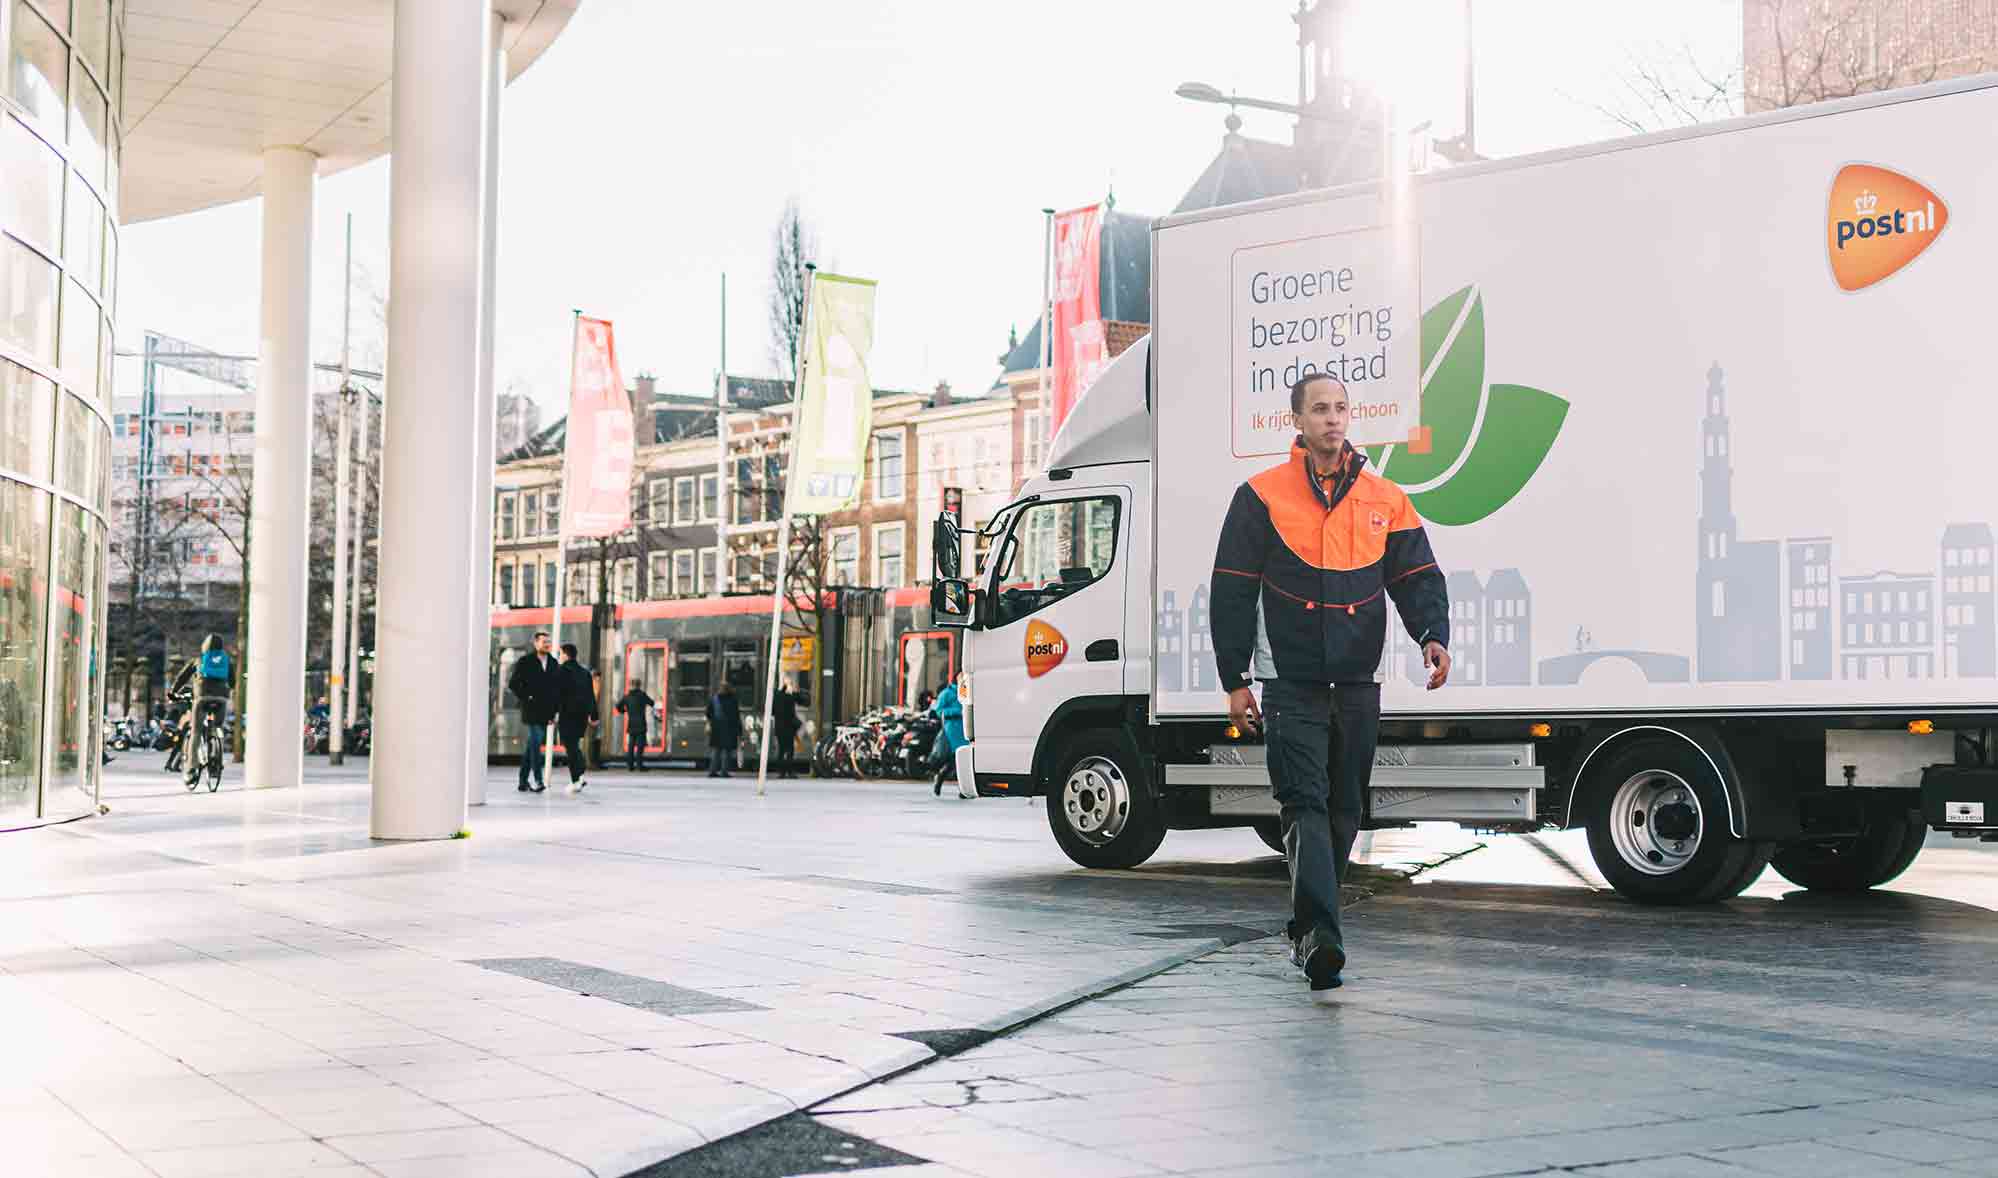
[1046,729,1167,870]
[1770,805,1925,892]
[1581,737,1771,905]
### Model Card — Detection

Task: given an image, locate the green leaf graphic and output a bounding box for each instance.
[1409,383,1568,526]
[1388,286,1482,486]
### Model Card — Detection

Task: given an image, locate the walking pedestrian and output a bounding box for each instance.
[1209,374,1452,993]
[615,680,656,772]
[772,679,801,778]
[930,675,967,797]
[705,680,741,778]
[556,643,597,793]
[506,632,559,793]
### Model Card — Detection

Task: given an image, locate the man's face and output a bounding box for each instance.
[532,635,551,656]
[1296,377,1350,459]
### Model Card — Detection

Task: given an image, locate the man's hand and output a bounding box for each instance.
[1227,687,1262,733]
[1424,641,1451,691]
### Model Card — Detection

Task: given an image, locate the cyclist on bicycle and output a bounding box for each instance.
[168,634,233,787]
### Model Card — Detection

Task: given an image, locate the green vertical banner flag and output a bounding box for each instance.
[787,273,877,514]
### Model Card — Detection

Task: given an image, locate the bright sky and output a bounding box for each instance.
[116,0,1741,414]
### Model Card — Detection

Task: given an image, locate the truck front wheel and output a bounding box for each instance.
[1769,804,1924,892]
[1046,729,1167,870]
[1581,738,1772,905]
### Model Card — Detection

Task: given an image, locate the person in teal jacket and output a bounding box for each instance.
[930,677,967,797]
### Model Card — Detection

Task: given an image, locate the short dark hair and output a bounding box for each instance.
[561,642,578,659]
[532,631,549,642]
[1289,373,1341,416]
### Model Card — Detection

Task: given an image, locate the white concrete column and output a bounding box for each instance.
[465,13,507,808]
[245,146,317,791]
[372,0,493,839]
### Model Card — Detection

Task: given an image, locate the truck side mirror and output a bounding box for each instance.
[933,514,962,581]
[931,578,973,628]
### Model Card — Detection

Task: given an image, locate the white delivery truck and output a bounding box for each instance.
[928,77,1998,905]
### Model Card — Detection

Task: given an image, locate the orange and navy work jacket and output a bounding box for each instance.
[1209,440,1449,690]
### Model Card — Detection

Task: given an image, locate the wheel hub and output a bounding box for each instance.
[1608,770,1704,876]
[1061,757,1130,847]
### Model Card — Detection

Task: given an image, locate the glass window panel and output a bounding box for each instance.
[0,357,54,482]
[55,391,95,500]
[8,1,67,132]
[0,233,58,361]
[28,0,66,34]
[74,0,109,86]
[0,479,49,823]
[109,12,122,119]
[63,178,101,294]
[92,409,106,509]
[60,278,99,393]
[47,500,96,808]
[69,77,108,189]
[1,115,64,254]
[103,125,117,220]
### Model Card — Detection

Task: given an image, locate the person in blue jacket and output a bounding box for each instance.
[930,676,967,797]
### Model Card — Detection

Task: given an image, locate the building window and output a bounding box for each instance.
[700,472,718,521]
[497,493,515,540]
[734,552,758,588]
[699,547,716,593]
[497,563,514,604]
[1948,549,1961,567]
[648,478,670,524]
[675,476,696,524]
[734,457,758,524]
[544,492,560,533]
[874,432,904,502]
[521,492,538,537]
[829,527,860,584]
[544,562,557,607]
[619,557,637,604]
[874,523,904,586]
[648,551,669,598]
[674,549,694,596]
[520,561,536,606]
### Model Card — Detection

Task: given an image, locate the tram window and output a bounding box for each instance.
[674,641,712,710]
[496,648,520,707]
[722,639,760,700]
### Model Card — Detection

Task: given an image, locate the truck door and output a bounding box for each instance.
[974,488,1129,776]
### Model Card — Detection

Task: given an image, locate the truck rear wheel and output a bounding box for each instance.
[1770,804,1924,892]
[1046,729,1166,870]
[1581,737,1770,905]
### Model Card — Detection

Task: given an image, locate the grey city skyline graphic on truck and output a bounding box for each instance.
[1168,361,1997,691]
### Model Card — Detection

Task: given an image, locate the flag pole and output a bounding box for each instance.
[757,263,816,795]
[713,272,729,596]
[1039,207,1054,472]
[545,308,581,787]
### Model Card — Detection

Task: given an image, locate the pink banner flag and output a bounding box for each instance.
[561,316,636,538]
[1051,203,1108,432]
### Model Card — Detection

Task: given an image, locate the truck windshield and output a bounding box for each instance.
[989,496,1120,628]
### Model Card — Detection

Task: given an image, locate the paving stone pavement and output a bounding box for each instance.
[4,760,1403,1177]
[797,878,1998,1178]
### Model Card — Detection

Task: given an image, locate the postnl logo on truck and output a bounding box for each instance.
[1827,164,1948,292]
[1025,620,1068,679]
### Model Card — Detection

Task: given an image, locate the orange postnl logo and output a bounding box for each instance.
[1025,619,1068,678]
[1827,164,1948,292]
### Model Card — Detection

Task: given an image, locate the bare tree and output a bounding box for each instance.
[1582,0,1976,134]
[767,198,818,378]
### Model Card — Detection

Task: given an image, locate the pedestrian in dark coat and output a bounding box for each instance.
[556,642,598,793]
[615,682,656,772]
[507,632,559,792]
[772,681,802,778]
[705,681,741,777]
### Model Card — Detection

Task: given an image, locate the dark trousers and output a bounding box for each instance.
[519,723,548,786]
[707,739,734,776]
[1262,678,1379,954]
[625,729,646,772]
[775,728,797,776]
[558,718,589,782]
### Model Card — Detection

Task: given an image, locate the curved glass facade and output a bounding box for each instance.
[1,0,118,827]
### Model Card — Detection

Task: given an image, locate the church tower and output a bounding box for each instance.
[1291,0,1383,189]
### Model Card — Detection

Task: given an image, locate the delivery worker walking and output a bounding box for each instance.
[1209,374,1451,992]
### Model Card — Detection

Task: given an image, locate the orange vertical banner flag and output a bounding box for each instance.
[1051,203,1107,432]
[562,316,636,538]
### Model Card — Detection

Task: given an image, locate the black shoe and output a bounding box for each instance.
[530,783,546,793]
[518,782,531,792]
[1293,932,1346,992]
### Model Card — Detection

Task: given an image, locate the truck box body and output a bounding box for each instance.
[1152,78,1998,720]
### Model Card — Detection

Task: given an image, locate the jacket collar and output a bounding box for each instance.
[1292,438,1365,510]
